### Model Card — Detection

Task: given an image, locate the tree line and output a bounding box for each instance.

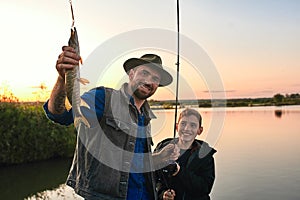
[149,93,300,108]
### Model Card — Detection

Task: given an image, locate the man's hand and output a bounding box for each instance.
[56,46,81,79]
[48,46,80,115]
[163,189,176,200]
[159,143,180,163]
[171,162,180,176]
[153,143,180,169]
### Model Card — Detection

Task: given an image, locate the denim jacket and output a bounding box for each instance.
[64,85,158,199]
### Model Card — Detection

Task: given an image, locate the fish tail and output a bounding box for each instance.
[74,115,90,128]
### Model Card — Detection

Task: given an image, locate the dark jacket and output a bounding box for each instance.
[65,85,158,199]
[154,138,216,200]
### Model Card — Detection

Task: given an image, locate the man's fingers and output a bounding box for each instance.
[61,56,80,65]
[165,144,176,151]
[169,144,180,161]
[57,63,76,71]
[56,49,80,72]
[163,189,176,200]
[62,45,75,52]
[61,46,81,59]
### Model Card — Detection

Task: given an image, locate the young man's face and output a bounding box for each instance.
[128,65,161,100]
[177,115,203,143]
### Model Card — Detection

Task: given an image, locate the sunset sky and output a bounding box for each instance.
[0,0,299,102]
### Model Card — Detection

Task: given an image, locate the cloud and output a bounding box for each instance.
[202,90,236,93]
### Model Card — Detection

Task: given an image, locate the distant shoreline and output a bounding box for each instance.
[148,94,300,109]
[2,93,299,109]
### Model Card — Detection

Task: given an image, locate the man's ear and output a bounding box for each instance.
[197,127,203,136]
[128,69,135,80]
[176,123,179,132]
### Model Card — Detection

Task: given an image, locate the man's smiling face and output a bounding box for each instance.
[128,65,161,100]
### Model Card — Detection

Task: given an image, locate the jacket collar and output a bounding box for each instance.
[172,138,216,157]
[120,83,157,120]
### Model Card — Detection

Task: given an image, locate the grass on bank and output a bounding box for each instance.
[0,102,76,166]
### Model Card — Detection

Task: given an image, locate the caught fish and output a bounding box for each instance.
[65,27,90,128]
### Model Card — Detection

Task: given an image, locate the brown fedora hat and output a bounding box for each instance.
[123,54,173,86]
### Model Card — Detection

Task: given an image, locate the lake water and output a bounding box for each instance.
[1,106,299,200]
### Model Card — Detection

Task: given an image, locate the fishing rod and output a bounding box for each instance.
[173,0,180,139]
[162,0,181,172]
[160,0,181,186]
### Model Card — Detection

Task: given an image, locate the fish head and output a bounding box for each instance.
[68,27,80,54]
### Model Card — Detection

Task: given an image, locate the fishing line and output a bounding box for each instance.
[69,0,75,27]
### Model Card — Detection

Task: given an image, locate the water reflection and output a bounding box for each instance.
[0,158,72,200]
[1,106,299,200]
[274,109,283,118]
[25,184,83,200]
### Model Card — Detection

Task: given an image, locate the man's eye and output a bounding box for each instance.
[190,123,197,128]
[142,70,149,76]
[153,77,160,83]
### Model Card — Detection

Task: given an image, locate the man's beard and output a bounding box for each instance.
[131,83,156,100]
[133,89,152,100]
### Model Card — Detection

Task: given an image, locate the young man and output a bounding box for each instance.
[44,46,179,200]
[154,108,217,200]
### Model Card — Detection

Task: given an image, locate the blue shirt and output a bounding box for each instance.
[43,87,150,200]
[126,97,150,200]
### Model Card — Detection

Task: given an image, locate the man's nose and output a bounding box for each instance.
[144,76,156,85]
[184,124,191,130]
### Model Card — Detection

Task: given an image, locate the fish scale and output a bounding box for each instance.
[65,27,90,128]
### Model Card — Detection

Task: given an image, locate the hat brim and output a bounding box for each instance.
[123,58,173,87]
